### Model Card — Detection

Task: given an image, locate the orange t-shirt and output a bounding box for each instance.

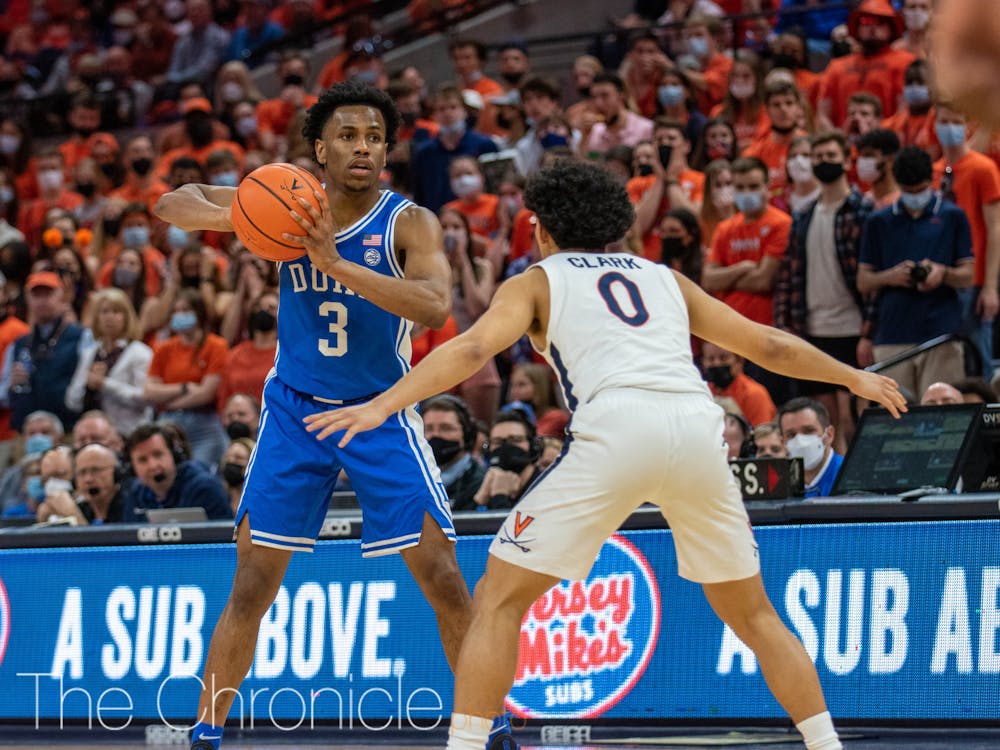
[17,191,84,249]
[217,340,277,409]
[627,171,706,261]
[934,150,1000,287]
[410,315,459,365]
[96,245,166,298]
[109,178,169,213]
[509,209,536,262]
[466,76,505,137]
[316,51,348,90]
[710,372,777,426]
[697,53,734,115]
[794,68,821,112]
[256,94,320,137]
[707,205,792,326]
[0,315,30,440]
[58,134,115,173]
[400,118,440,143]
[148,333,229,388]
[709,102,770,151]
[443,193,500,238]
[819,47,915,128]
[742,131,798,197]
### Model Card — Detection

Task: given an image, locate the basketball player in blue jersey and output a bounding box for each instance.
[305,161,908,750]
[155,81,473,750]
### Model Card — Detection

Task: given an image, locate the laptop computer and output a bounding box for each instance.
[831,403,984,496]
[146,507,209,524]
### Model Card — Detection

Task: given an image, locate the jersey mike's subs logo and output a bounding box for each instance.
[507,535,660,718]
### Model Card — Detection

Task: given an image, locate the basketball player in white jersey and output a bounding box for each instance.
[305,161,907,750]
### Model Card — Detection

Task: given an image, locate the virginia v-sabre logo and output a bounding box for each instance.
[0,576,10,668]
[507,535,661,718]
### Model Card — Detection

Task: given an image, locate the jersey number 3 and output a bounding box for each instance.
[318,301,348,356]
[597,272,649,326]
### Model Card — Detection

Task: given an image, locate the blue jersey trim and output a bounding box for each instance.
[385,198,410,279]
[548,343,578,411]
[335,191,393,243]
[395,406,451,519]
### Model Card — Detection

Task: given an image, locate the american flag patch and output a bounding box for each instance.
[362,234,382,246]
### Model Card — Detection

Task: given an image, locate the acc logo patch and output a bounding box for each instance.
[363,248,381,266]
[0,577,9,668]
[506,534,661,718]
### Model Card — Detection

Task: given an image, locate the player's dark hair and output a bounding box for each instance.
[303,80,401,157]
[777,396,831,430]
[892,145,933,188]
[856,128,901,158]
[523,161,634,251]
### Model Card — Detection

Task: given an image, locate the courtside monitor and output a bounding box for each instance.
[832,403,984,496]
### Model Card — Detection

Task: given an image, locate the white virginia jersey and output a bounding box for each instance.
[533,252,710,410]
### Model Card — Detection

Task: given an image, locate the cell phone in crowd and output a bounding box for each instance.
[658,145,673,169]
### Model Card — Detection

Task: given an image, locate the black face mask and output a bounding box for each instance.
[831,40,852,58]
[74,125,96,138]
[99,162,118,179]
[770,52,799,70]
[283,73,305,88]
[577,86,591,99]
[661,236,688,261]
[496,112,512,130]
[860,39,887,56]
[400,111,417,127]
[226,421,252,441]
[812,161,845,184]
[75,182,96,198]
[249,309,276,333]
[221,462,245,487]
[186,117,214,148]
[181,274,202,288]
[637,163,654,177]
[102,217,121,238]
[428,436,462,467]
[705,365,734,390]
[500,71,523,86]
[488,441,535,473]
[131,157,153,176]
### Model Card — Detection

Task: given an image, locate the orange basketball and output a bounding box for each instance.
[230,163,325,262]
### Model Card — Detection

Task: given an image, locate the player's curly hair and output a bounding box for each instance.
[302,80,401,160]
[523,161,634,251]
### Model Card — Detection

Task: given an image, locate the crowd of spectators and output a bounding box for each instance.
[1,0,999,526]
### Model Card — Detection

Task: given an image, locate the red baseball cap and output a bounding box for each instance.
[25,272,62,291]
[181,97,213,115]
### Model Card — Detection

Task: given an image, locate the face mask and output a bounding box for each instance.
[936,123,967,148]
[131,157,153,176]
[577,85,591,98]
[167,224,189,250]
[705,364,734,390]
[0,186,12,205]
[27,475,44,502]
[350,70,379,86]
[25,434,54,455]
[657,84,685,107]
[428,436,462,466]
[283,73,306,88]
[900,187,933,212]
[181,274,202,288]
[38,169,63,192]
[226,421,252,441]
[164,0,185,21]
[660,236,688,261]
[221,81,245,103]
[903,9,931,31]
[786,154,814,185]
[861,38,888,56]
[99,162,118,180]
[0,134,20,155]
[831,40,852,58]
[211,170,240,187]
[488,441,535,473]
[733,190,764,214]
[713,184,735,208]
[112,266,140,288]
[637,163,654,177]
[687,36,709,58]
[44,477,73,496]
[249,309,276,333]
[75,181,96,198]
[903,84,930,107]
[187,117,214,147]
[502,196,520,216]
[400,111,418,127]
[812,160,845,184]
[770,52,799,70]
[112,29,134,47]
[439,119,466,138]
[451,174,481,198]
[171,311,198,332]
[443,233,459,254]
[221,462,245,487]
[121,226,149,248]
[856,155,882,183]
[73,125,96,139]
[786,433,826,471]
[236,115,257,138]
[501,71,523,86]
[540,132,568,149]
[729,82,755,100]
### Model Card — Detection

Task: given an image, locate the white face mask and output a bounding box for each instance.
[450,173,482,199]
[786,154,814,185]
[713,184,735,209]
[856,155,881,183]
[729,82,756,101]
[0,134,18,156]
[786,433,827,471]
[903,8,931,31]
[221,81,245,103]
[38,168,64,192]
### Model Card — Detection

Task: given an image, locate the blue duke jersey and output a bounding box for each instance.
[533,252,711,407]
[275,190,413,401]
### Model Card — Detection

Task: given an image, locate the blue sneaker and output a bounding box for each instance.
[190,743,216,750]
[486,714,518,750]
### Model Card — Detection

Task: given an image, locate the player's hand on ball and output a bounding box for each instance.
[849,371,908,418]
[304,402,390,446]
[284,189,342,272]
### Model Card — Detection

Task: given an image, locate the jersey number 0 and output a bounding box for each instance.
[597,272,650,327]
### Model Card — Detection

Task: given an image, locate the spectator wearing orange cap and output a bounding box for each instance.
[156,85,233,154]
[17,149,84,252]
[110,135,167,213]
[155,97,244,182]
[818,0,915,130]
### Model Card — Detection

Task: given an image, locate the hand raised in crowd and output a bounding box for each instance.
[238,253,266,302]
[86,361,107,390]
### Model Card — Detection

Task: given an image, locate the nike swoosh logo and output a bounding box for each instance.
[197,735,222,740]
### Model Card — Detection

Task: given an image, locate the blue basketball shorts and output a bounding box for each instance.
[235,375,456,555]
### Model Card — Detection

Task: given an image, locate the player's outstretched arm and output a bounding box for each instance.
[674,271,908,417]
[304,269,545,445]
[153,184,235,232]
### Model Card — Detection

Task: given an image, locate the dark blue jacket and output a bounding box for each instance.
[10,317,84,431]
[122,461,232,522]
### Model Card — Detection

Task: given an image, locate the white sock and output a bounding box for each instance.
[796,711,842,750]
[447,713,494,750]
